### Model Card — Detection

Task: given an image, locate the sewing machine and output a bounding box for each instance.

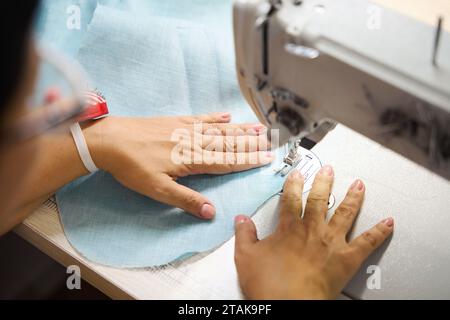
[234,0,450,180]
[233,0,450,299]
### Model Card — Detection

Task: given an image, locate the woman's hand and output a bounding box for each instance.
[234,166,394,299]
[84,112,274,220]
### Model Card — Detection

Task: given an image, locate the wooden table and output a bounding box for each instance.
[15,0,450,300]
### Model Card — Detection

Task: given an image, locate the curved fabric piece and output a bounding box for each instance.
[56,5,288,267]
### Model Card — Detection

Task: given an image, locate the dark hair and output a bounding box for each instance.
[0,1,40,113]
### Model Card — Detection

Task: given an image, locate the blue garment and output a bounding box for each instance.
[55,4,288,267]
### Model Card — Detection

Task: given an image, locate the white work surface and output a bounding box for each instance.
[14,0,450,300]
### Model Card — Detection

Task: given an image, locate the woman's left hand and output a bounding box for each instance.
[83,112,274,220]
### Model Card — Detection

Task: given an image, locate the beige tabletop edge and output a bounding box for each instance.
[15,202,135,300]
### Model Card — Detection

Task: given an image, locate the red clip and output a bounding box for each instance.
[78,91,109,122]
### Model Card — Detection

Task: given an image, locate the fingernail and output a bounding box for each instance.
[319,165,333,176]
[200,204,215,219]
[290,169,302,180]
[235,215,249,225]
[252,124,267,134]
[382,217,394,228]
[221,112,231,120]
[44,87,60,104]
[266,152,274,158]
[351,179,364,191]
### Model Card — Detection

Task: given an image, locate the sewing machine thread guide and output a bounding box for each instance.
[432,16,444,66]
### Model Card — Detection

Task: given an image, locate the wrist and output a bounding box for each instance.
[81,117,114,172]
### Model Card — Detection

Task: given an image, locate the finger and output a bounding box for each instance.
[235,215,258,253]
[278,170,304,230]
[349,218,394,264]
[202,123,267,136]
[191,151,275,174]
[184,112,232,124]
[151,176,216,220]
[201,134,271,153]
[328,180,365,235]
[303,165,334,229]
[44,87,60,104]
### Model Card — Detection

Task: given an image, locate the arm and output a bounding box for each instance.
[0,113,273,235]
[1,128,87,234]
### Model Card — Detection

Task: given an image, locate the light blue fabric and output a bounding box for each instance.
[35,0,128,57]
[55,4,287,267]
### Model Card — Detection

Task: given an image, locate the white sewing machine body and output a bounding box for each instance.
[233,0,450,180]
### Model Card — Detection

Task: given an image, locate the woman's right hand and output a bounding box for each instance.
[234,166,394,299]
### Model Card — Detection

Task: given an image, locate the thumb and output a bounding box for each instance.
[154,176,216,220]
[234,215,258,252]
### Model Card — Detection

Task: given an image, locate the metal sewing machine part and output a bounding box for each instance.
[233,0,450,180]
[274,141,335,209]
[78,90,109,122]
[274,138,304,176]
